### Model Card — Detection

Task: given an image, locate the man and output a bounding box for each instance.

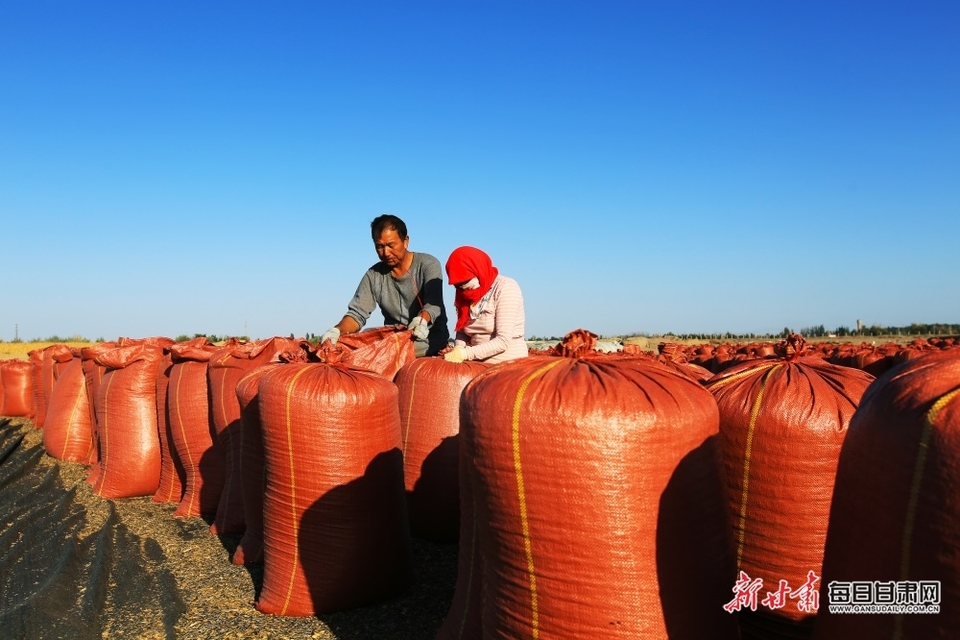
[320,214,450,357]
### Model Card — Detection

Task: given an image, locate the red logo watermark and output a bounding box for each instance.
[724,570,820,613]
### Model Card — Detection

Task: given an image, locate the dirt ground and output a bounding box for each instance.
[1,417,458,639]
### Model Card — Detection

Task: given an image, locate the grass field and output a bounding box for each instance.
[0,341,97,361]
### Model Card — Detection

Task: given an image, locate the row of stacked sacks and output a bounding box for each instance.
[651,336,957,377]
[818,336,958,378]
[454,330,954,639]
[438,329,740,638]
[4,327,959,636]
[0,328,429,615]
[703,334,875,639]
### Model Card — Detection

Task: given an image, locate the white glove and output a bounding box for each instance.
[458,277,480,290]
[444,346,467,363]
[408,316,430,341]
[320,327,340,346]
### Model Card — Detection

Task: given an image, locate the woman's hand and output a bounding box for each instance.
[444,346,467,363]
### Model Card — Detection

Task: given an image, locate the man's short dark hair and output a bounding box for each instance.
[371,214,408,240]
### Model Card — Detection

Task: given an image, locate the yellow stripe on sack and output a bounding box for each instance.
[735,365,779,568]
[61,378,86,459]
[901,386,960,577]
[280,365,311,615]
[173,366,198,515]
[708,362,779,391]
[894,385,960,640]
[217,369,233,518]
[97,372,113,491]
[402,366,420,455]
[218,369,230,434]
[512,358,565,639]
[234,368,265,478]
[82,372,97,460]
[393,332,403,376]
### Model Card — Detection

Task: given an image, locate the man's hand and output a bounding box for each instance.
[320,327,341,346]
[407,316,430,341]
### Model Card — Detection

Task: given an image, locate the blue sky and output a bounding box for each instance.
[2,2,957,341]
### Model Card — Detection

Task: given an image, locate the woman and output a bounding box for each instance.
[443,246,527,364]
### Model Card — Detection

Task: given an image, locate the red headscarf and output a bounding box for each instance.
[445,246,499,332]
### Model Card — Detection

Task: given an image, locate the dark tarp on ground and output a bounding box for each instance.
[0,418,184,639]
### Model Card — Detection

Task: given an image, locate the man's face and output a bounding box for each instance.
[374,227,410,269]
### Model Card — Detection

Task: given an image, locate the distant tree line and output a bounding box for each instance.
[5,334,104,344]
[605,323,960,342]
[822,323,960,338]
[8,324,958,346]
[174,333,251,343]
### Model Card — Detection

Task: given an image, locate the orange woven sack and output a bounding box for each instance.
[395,357,490,542]
[0,361,36,418]
[30,344,72,429]
[813,349,960,639]
[167,339,222,519]
[92,343,165,498]
[439,352,738,639]
[316,326,416,380]
[255,362,413,616]
[28,349,45,426]
[46,343,73,394]
[657,342,716,382]
[153,344,182,504]
[231,363,277,564]
[705,334,875,638]
[207,337,300,535]
[42,355,94,462]
[231,362,288,566]
[81,341,118,483]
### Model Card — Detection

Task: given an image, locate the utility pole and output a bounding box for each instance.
[14,323,18,341]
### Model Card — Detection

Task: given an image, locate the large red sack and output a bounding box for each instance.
[81,342,118,483]
[42,356,95,462]
[29,344,73,430]
[813,349,960,639]
[92,343,165,498]
[231,362,287,566]
[167,339,221,519]
[395,357,490,542]
[705,334,875,638]
[255,362,413,616]
[438,415,484,640]
[439,354,738,639]
[0,361,36,418]
[28,349,45,426]
[46,343,73,395]
[153,344,181,504]
[207,337,300,535]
